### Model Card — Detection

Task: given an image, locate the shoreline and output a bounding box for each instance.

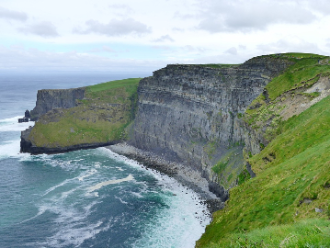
[106,143,225,213]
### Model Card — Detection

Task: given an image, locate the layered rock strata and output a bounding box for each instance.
[130,57,293,197]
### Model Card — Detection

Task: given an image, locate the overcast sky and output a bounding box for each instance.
[1,0,330,74]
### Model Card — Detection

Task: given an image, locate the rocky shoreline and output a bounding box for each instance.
[107,143,225,213]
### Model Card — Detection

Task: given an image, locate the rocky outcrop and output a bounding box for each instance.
[29,87,86,121]
[130,57,293,196]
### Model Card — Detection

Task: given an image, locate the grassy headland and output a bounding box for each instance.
[29,78,140,148]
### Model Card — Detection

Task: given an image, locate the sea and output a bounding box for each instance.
[0,73,210,248]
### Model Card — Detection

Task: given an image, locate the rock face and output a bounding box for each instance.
[130,57,293,196]
[20,56,294,199]
[29,87,86,121]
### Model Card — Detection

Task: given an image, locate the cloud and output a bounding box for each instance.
[0,7,28,22]
[173,11,196,20]
[89,45,116,53]
[73,18,151,36]
[109,4,134,14]
[196,0,317,33]
[257,39,323,55]
[0,46,164,73]
[225,47,237,55]
[18,21,59,37]
[153,35,174,42]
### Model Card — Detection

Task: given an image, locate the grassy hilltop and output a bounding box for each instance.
[29,78,140,147]
[197,53,330,247]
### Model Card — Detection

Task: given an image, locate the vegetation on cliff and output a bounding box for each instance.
[28,78,140,148]
[197,53,330,247]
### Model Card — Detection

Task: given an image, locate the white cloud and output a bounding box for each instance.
[0,46,164,73]
[257,39,323,55]
[0,0,330,72]
[73,18,151,36]
[225,47,237,55]
[153,35,174,42]
[18,21,59,37]
[0,7,28,22]
[196,0,317,33]
[89,45,116,54]
[109,4,134,14]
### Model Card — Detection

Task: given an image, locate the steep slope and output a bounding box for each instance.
[197,53,330,247]
[21,78,140,154]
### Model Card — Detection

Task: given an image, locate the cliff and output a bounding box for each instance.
[29,87,86,121]
[130,57,293,198]
[197,53,330,247]
[20,53,330,247]
[21,78,140,154]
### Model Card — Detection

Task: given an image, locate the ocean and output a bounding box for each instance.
[0,73,210,248]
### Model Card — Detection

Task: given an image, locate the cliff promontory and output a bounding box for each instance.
[21,78,140,154]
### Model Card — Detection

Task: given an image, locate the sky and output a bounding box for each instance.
[1,0,330,74]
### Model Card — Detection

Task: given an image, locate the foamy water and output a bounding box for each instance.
[0,114,211,248]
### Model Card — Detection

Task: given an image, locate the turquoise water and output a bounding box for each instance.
[0,75,210,248]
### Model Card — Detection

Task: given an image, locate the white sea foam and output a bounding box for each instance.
[133,179,211,248]
[0,116,35,160]
[34,200,109,248]
[78,168,98,182]
[0,140,21,159]
[0,116,34,132]
[98,147,211,248]
[88,174,134,192]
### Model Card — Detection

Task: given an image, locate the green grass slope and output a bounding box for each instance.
[29,78,140,147]
[197,54,330,247]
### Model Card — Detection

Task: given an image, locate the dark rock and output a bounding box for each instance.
[29,87,86,121]
[205,199,225,213]
[25,110,31,118]
[246,162,256,178]
[18,117,29,123]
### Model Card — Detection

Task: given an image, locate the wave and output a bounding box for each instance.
[0,116,34,132]
[88,174,134,192]
[0,139,32,160]
[98,147,211,247]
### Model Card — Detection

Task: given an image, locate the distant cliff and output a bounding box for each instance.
[29,88,86,121]
[21,79,140,154]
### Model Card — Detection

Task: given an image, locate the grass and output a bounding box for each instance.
[197,94,330,247]
[265,56,329,100]
[243,54,330,142]
[29,78,140,147]
[209,219,330,248]
[196,64,241,69]
[211,147,245,189]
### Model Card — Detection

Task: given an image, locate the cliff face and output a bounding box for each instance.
[131,57,293,194]
[29,88,86,121]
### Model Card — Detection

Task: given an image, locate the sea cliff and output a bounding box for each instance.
[20,53,330,247]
